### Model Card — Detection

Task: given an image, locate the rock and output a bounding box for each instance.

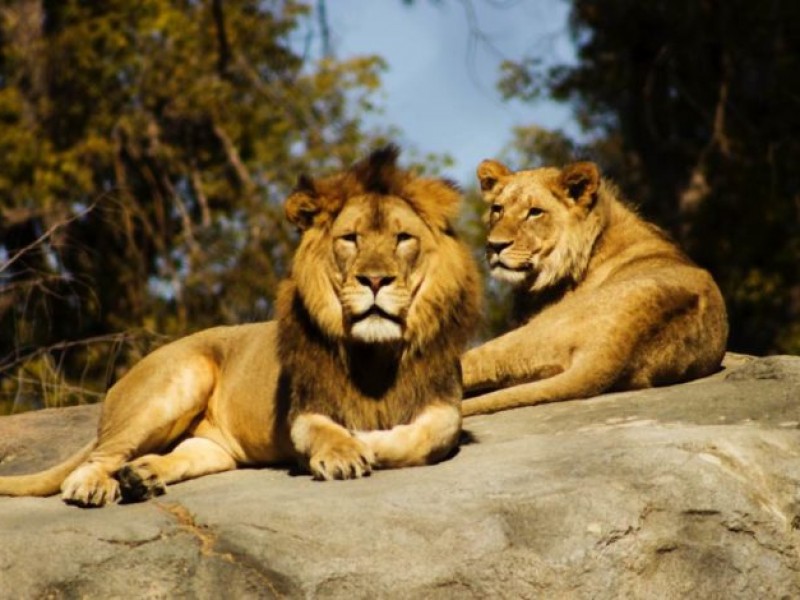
[1,353,800,598]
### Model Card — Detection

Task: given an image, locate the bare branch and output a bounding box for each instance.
[160,172,202,258]
[316,0,333,58]
[455,0,512,86]
[191,164,212,227]
[10,375,106,399]
[0,200,98,274]
[211,0,231,76]
[0,330,166,377]
[710,54,732,157]
[678,52,733,221]
[213,121,256,194]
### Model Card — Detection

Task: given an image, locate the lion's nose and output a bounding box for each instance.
[356,274,396,293]
[487,240,512,255]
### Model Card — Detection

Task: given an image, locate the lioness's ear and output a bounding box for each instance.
[476,160,511,197]
[560,162,600,207]
[285,174,320,231]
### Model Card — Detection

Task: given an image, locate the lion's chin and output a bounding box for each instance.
[350,315,403,343]
[490,265,530,285]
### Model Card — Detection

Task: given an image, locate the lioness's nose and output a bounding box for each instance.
[356,274,396,293]
[487,240,512,255]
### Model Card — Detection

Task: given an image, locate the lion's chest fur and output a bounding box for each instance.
[278,292,460,431]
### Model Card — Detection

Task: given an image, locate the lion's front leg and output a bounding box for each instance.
[290,414,375,481]
[116,436,237,503]
[355,403,461,468]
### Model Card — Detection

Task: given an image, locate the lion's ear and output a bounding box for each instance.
[560,162,600,207]
[476,160,511,197]
[285,174,320,231]
[405,177,462,231]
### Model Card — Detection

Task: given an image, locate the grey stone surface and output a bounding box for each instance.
[1,353,800,598]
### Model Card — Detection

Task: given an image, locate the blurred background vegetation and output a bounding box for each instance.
[1,0,798,413]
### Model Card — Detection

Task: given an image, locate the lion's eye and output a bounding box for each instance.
[396,232,414,243]
[340,233,358,244]
[527,207,545,219]
[490,204,503,217]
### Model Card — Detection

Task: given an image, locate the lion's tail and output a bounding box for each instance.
[0,439,96,497]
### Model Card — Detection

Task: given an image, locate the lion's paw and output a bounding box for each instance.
[117,461,167,503]
[309,436,375,481]
[61,463,120,508]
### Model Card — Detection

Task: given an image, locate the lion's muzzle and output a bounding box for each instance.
[346,275,406,343]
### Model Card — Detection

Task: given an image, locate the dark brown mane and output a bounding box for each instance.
[285,145,462,232]
[276,277,469,432]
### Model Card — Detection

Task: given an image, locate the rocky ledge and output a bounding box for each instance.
[1,354,799,598]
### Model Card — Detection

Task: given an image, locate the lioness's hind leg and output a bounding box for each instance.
[118,436,236,503]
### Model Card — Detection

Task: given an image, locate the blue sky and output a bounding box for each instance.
[326,0,579,185]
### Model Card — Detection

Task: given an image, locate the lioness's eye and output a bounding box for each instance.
[527,207,545,219]
[396,232,414,243]
[490,204,503,216]
[340,233,358,243]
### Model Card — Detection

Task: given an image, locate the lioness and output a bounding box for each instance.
[460,160,727,416]
[0,146,481,507]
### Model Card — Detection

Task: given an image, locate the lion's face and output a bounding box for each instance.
[330,195,430,343]
[477,160,605,292]
[286,147,480,350]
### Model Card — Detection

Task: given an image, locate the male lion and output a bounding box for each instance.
[0,146,481,507]
[460,159,727,416]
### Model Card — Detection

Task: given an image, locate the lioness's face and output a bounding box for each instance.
[483,170,569,285]
[477,160,602,291]
[329,195,433,343]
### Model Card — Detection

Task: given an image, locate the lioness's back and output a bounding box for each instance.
[570,198,726,386]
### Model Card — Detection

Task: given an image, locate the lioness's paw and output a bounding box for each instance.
[61,463,120,508]
[309,437,375,481]
[117,462,166,503]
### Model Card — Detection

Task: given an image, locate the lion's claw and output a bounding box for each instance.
[117,463,167,503]
[61,463,120,508]
[309,438,375,481]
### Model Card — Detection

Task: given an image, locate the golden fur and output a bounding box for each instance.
[0,146,481,506]
[461,159,728,416]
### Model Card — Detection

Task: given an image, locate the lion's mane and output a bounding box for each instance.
[278,146,482,431]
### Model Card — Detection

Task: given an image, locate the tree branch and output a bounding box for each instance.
[211,0,231,76]
[212,121,255,194]
[316,0,333,58]
[0,201,97,274]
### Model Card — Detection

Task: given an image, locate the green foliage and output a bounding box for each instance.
[0,1,388,413]
[500,126,576,170]
[499,0,800,355]
[498,58,544,102]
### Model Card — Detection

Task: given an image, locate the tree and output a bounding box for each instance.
[0,0,387,412]
[500,0,800,355]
